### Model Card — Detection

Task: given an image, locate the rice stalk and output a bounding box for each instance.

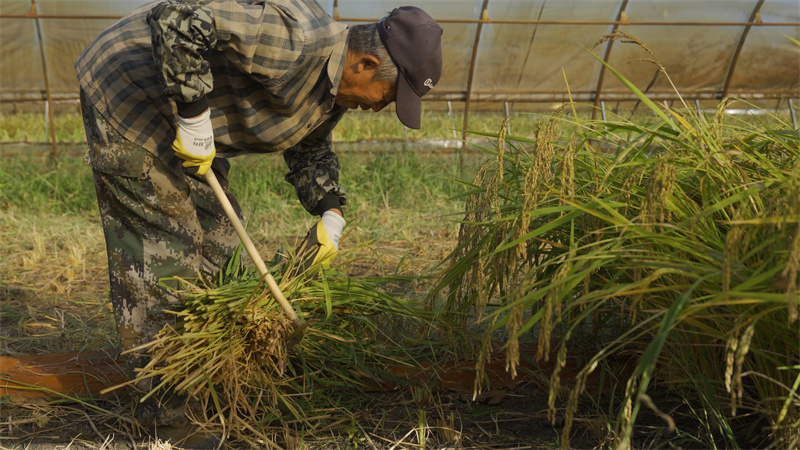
[432,74,799,447]
[781,160,800,323]
[117,253,447,446]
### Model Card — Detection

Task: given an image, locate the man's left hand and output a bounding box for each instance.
[297,210,345,270]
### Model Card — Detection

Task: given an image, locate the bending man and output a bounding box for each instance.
[76,0,442,441]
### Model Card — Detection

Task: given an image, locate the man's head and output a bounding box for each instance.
[336,7,443,129]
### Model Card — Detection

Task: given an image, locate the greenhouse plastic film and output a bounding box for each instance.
[0,0,797,105]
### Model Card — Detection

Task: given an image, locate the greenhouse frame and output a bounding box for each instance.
[1,0,799,143]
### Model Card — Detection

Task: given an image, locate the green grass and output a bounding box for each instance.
[0,154,97,214]
[2,102,791,148]
[0,106,498,144]
[8,104,758,145]
[1,104,545,144]
[0,149,471,242]
[0,110,86,143]
[332,108,569,142]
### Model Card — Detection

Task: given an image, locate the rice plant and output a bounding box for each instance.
[431,51,799,448]
[113,248,451,447]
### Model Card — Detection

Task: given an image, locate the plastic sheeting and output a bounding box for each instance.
[0,0,798,105]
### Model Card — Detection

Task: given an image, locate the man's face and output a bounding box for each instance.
[335,79,396,112]
[335,52,397,112]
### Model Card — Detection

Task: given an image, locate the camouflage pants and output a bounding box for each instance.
[80,91,242,382]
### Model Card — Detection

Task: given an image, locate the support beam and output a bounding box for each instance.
[504,101,512,135]
[424,90,793,103]
[461,0,490,167]
[592,0,629,120]
[30,0,57,156]
[2,11,796,27]
[722,0,765,99]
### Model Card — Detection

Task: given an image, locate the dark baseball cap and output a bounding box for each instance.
[377,7,443,129]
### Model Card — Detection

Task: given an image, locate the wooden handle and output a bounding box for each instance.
[204,169,299,323]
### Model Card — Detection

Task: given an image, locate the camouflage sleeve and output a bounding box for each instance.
[147,0,217,104]
[283,140,347,216]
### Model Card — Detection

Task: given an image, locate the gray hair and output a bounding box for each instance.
[347,23,398,84]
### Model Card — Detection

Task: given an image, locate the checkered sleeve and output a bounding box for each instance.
[283,140,347,216]
[283,111,348,216]
[147,0,217,108]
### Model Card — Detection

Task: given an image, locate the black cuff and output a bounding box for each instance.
[176,97,209,118]
[312,193,344,217]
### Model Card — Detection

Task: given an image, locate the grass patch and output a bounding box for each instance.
[0,154,97,214]
[2,104,791,145]
[0,110,86,143]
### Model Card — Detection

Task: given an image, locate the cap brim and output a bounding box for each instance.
[395,73,421,129]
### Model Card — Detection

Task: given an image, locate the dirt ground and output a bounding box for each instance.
[2,374,702,449]
[0,380,605,449]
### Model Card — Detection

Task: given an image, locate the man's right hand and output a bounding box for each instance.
[173,109,215,175]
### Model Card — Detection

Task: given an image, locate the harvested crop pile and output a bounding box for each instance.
[121,250,442,447]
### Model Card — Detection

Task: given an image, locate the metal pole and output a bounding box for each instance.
[790,98,797,129]
[30,0,57,156]
[504,102,512,135]
[601,101,607,121]
[44,100,49,141]
[2,11,798,26]
[447,101,458,139]
[592,0,630,120]
[447,101,458,169]
[461,0,490,172]
[722,0,765,99]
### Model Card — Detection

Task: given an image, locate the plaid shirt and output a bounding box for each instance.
[75,0,350,214]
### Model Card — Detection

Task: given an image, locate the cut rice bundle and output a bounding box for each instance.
[129,254,440,446]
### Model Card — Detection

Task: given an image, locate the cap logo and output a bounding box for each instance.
[424,78,434,89]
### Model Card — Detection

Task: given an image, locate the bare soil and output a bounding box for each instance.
[1,381,607,449]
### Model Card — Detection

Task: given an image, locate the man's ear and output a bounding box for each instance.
[357,54,381,73]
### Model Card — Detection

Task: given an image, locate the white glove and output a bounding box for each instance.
[320,211,346,249]
[297,211,346,269]
[173,109,215,175]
